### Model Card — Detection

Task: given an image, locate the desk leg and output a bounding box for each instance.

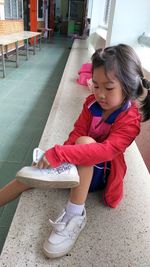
[5,45,9,59]
[33,36,36,55]
[39,35,41,50]
[1,45,6,78]
[26,39,29,60]
[15,41,19,68]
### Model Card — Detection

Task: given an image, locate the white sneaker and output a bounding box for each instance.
[16,163,80,188]
[43,208,87,258]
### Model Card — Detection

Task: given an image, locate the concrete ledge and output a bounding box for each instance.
[88,31,106,55]
[1,39,150,267]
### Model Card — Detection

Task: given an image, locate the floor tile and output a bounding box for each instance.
[0,162,23,187]
[0,199,19,227]
[0,227,10,252]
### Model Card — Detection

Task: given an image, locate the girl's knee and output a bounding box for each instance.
[75,136,96,144]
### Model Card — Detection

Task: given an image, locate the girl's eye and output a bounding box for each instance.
[105,87,114,90]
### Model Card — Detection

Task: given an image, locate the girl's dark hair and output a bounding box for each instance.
[91,44,150,121]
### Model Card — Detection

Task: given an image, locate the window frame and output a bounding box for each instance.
[103,0,111,27]
[4,0,23,20]
[37,0,44,21]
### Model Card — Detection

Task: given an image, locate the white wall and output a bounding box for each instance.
[90,0,106,34]
[87,0,93,19]
[106,0,150,46]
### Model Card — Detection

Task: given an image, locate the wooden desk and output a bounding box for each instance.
[0,31,42,78]
[38,28,53,39]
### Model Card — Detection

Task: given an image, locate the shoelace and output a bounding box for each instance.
[54,223,83,238]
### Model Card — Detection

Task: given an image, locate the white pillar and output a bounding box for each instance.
[0,0,5,20]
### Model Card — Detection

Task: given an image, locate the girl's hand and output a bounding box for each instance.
[36,155,51,169]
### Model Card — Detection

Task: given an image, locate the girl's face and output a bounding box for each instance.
[92,66,125,113]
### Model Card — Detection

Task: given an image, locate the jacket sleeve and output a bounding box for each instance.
[63,98,92,145]
[45,113,141,167]
[103,154,126,208]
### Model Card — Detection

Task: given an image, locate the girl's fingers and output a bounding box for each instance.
[37,156,50,169]
[38,159,44,169]
[32,162,37,167]
[43,156,50,168]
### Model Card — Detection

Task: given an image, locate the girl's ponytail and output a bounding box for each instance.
[140,78,150,122]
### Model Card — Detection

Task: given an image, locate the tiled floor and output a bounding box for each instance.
[0,36,72,253]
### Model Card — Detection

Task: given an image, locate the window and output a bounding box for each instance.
[103,0,111,26]
[37,0,44,21]
[4,0,23,19]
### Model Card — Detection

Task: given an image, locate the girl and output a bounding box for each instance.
[0,44,150,258]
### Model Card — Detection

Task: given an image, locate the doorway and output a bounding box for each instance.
[23,0,30,31]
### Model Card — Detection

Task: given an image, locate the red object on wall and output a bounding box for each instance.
[30,0,37,32]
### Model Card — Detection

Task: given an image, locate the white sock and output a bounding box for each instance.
[62,201,85,224]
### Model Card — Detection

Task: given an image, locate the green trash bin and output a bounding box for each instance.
[74,22,81,34]
[68,20,75,36]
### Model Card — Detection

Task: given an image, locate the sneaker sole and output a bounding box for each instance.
[16,174,79,189]
[43,244,75,259]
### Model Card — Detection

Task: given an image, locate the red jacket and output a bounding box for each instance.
[45,94,141,208]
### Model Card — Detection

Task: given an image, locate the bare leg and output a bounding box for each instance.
[70,136,96,205]
[0,179,32,207]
